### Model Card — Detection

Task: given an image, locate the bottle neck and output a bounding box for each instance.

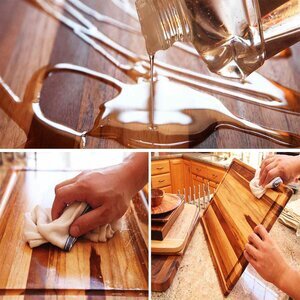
[260,0,300,58]
[136,0,192,55]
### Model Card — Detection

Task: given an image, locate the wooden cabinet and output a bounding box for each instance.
[160,186,172,193]
[183,160,191,195]
[151,160,172,192]
[151,160,170,175]
[169,159,184,194]
[191,161,225,185]
[151,157,226,199]
[152,173,171,188]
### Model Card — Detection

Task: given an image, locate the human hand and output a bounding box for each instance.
[259,154,300,186]
[244,225,289,287]
[52,170,131,237]
[51,153,148,237]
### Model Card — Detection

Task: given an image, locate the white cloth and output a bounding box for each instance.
[24,202,121,250]
[249,168,283,199]
[279,199,300,231]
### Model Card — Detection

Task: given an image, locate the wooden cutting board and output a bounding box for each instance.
[152,204,199,255]
[201,158,293,296]
[152,198,184,223]
[151,199,184,241]
[0,169,148,298]
[151,217,199,292]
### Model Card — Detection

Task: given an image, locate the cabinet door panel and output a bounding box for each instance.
[161,186,172,193]
[170,159,184,194]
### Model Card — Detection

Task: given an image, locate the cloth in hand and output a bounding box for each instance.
[24,202,121,250]
[249,168,283,199]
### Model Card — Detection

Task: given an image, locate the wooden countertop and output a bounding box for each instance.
[0,0,299,148]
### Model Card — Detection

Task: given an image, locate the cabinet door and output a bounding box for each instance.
[192,174,205,199]
[170,159,184,194]
[183,160,191,195]
[161,186,172,193]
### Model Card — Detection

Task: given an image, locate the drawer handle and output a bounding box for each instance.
[158,180,165,183]
[156,167,164,170]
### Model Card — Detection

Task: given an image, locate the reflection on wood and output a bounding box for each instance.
[0,169,148,297]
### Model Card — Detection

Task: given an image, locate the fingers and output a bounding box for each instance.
[69,205,113,237]
[260,155,274,171]
[248,232,263,249]
[244,250,259,271]
[263,169,279,188]
[259,161,277,186]
[254,224,269,241]
[55,177,78,192]
[245,243,259,259]
[244,249,256,264]
[51,183,87,220]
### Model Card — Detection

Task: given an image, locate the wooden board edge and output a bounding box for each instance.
[0,168,19,218]
[151,205,198,254]
[151,213,201,292]
[200,216,230,296]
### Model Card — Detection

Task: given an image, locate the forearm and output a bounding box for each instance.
[294,156,300,178]
[121,153,148,196]
[277,267,300,300]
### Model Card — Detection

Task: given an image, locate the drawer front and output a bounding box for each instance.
[152,173,171,188]
[161,186,172,193]
[192,174,205,184]
[151,160,170,175]
[192,162,225,183]
[205,165,225,183]
[191,162,206,177]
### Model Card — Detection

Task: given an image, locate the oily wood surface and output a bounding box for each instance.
[0,169,148,298]
[201,159,293,296]
[0,0,299,148]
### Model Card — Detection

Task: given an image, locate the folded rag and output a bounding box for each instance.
[249,168,283,199]
[24,202,121,251]
[279,199,300,231]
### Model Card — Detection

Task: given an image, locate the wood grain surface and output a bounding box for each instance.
[151,200,184,241]
[151,203,199,255]
[0,169,148,298]
[0,0,299,148]
[201,159,293,296]
[151,212,200,292]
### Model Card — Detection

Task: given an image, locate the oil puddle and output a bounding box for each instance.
[0,0,298,148]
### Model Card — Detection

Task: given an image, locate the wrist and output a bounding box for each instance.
[275,264,293,291]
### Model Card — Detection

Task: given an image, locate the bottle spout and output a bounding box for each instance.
[259,0,300,58]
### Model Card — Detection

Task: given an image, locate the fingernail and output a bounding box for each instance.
[70,225,80,237]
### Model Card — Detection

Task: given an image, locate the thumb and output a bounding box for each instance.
[69,206,112,237]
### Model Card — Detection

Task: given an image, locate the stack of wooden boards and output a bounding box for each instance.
[151,194,200,255]
[151,194,200,291]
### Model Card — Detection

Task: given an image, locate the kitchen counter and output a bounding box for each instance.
[152,210,300,300]
[152,153,230,169]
